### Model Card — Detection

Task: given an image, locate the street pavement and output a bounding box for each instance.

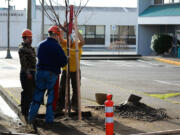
[0,50,180,134]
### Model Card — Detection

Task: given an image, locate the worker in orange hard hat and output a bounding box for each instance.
[28,25,67,123]
[18,29,36,122]
[40,25,61,111]
[56,22,85,113]
[47,25,62,112]
[22,29,32,37]
[48,25,61,36]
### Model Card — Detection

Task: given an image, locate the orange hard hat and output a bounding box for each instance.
[22,29,32,37]
[48,25,60,36]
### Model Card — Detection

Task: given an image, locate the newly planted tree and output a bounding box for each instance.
[39,0,89,120]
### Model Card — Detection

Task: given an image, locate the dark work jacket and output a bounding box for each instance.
[37,37,67,75]
[18,42,36,72]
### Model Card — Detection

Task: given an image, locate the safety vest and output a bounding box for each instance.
[60,39,83,72]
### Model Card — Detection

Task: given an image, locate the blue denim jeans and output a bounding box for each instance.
[28,70,58,123]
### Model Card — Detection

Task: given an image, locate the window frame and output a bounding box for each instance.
[110,25,136,45]
[79,25,105,45]
[154,0,180,5]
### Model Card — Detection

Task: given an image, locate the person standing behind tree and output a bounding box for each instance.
[28,25,67,123]
[57,24,85,112]
[18,29,36,121]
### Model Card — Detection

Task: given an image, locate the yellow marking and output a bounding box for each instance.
[3,88,20,105]
[146,93,180,99]
[145,93,180,104]
[82,77,180,104]
[155,58,180,66]
[164,99,180,104]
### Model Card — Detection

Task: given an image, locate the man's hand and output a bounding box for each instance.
[78,31,85,46]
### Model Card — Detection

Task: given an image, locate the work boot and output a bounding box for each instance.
[72,105,78,113]
[27,119,37,132]
[71,101,78,112]
[24,115,28,123]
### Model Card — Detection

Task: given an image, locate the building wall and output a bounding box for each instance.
[137,25,159,56]
[137,0,154,56]
[32,20,41,47]
[35,6,137,48]
[138,0,153,15]
[138,16,180,25]
[0,7,137,48]
[0,10,26,48]
[138,0,180,56]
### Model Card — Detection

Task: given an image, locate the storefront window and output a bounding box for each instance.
[96,25,105,44]
[154,0,180,4]
[78,25,85,36]
[78,25,105,45]
[154,0,163,4]
[174,0,180,3]
[164,0,170,4]
[110,25,136,45]
[128,26,136,45]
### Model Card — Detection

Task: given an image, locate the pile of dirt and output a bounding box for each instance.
[88,101,169,122]
[116,102,169,122]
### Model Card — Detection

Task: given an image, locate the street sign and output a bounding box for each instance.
[112,25,116,31]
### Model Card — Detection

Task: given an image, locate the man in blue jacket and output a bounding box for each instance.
[28,25,67,123]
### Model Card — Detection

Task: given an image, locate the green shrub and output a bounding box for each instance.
[150,34,173,55]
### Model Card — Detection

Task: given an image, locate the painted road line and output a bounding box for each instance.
[146,93,180,100]
[154,58,180,66]
[154,80,180,87]
[82,77,180,104]
[81,61,94,66]
[138,60,161,66]
[0,85,20,105]
[144,92,180,104]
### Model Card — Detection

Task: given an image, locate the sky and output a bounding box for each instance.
[0,0,137,10]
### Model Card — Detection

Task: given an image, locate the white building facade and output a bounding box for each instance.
[137,0,180,56]
[0,10,26,47]
[0,6,137,49]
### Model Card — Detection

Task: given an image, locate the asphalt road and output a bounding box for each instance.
[80,59,180,118]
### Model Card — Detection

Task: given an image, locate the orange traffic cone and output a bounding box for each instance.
[105,94,114,135]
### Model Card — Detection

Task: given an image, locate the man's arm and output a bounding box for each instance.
[57,44,68,67]
[78,31,85,47]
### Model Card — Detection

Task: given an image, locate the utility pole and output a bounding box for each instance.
[5,0,12,59]
[41,0,44,40]
[27,0,32,29]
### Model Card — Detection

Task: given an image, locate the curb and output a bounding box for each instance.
[154,57,180,66]
[81,54,142,60]
[131,129,180,135]
[0,85,45,135]
[0,85,21,118]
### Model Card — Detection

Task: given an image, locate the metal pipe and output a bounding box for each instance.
[41,0,44,40]
[5,0,12,59]
[27,0,32,29]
